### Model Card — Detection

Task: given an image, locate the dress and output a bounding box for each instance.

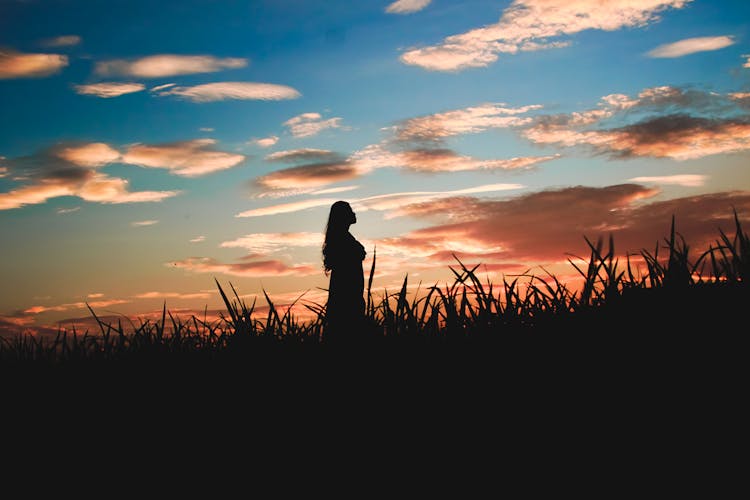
[325,231,366,343]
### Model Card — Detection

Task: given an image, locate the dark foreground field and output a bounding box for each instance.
[2,213,747,406]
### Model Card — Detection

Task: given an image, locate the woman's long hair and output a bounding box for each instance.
[323,201,352,274]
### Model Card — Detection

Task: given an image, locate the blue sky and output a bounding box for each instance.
[2,0,750,333]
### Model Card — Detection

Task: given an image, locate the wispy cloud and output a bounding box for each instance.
[155,82,301,102]
[189,235,206,243]
[40,35,82,47]
[386,0,431,14]
[265,149,340,162]
[0,143,180,210]
[237,183,523,218]
[647,35,735,58]
[122,139,245,176]
[131,220,159,227]
[133,291,211,300]
[95,54,247,78]
[743,54,750,69]
[0,49,68,78]
[311,185,360,195]
[236,198,338,218]
[353,144,557,173]
[392,103,542,142]
[627,175,707,187]
[283,112,343,138]
[168,256,318,277]
[221,232,323,253]
[250,136,279,148]
[400,0,691,71]
[56,206,81,214]
[74,82,145,98]
[25,299,129,315]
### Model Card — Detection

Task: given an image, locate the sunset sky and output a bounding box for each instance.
[2,0,750,334]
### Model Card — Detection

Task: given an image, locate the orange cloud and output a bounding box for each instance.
[391,148,558,172]
[527,114,750,160]
[393,103,541,142]
[0,143,179,209]
[122,139,245,176]
[372,185,750,272]
[255,161,361,190]
[401,0,690,71]
[24,299,129,315]
[521,86,750,160]
[133,291,211,300]
[56,142,120,166]
[0,49,68,78]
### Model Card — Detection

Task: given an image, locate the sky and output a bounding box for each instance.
[2,0,750,335]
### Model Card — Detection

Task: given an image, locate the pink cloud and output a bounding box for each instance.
[74,82,145,98]
[372,185,750,273]
[168,256,319,278]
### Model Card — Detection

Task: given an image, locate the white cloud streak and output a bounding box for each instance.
[155,82,301,102]
[220,232,323,253]
[647,36,735,58]
[236,183,523,218]
[386,0,432,14]
[131,220,159,227]
[627,175,707,187]
[95,54,247,78]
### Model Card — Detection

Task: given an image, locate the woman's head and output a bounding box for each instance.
[326,200,356,231]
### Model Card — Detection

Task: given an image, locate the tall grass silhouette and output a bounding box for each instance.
[2,211,747,368]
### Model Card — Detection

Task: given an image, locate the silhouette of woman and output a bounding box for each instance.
[322,200,366,345]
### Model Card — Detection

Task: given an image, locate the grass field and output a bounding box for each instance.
[1,211,747,384]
